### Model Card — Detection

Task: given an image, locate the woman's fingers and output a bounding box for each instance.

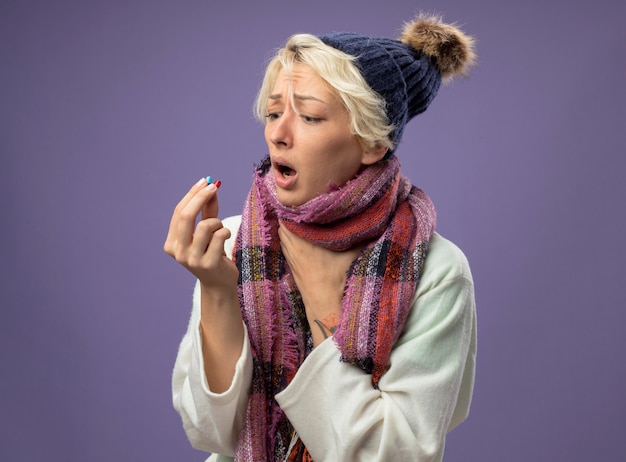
[201,184,220,220]
[205,225,231,260]
[278,223,362,291]
[162,176,232,280]
[189,218,225,264]
[164,180,220,256]
[177,183,220,248]
[165,178,207,248]
[189,219,236,287]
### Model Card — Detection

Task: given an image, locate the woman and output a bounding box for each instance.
[165,13,477,462]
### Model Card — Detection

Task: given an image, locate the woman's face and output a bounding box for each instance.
[264,63,384,207]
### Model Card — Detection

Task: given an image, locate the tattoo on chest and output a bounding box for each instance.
[313,319,337,339]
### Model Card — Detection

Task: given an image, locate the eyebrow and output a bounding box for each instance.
[268,93,326,104]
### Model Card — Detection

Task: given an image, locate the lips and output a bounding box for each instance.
[272,158,297,189]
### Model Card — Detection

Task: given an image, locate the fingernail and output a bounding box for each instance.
[195,178,206,187]
[205,183,217,191]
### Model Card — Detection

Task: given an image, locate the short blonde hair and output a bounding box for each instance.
[254,34,395,153]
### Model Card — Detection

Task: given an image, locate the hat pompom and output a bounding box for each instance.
[400,14,476,81]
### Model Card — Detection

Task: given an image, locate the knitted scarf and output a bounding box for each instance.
[233,155,436,461]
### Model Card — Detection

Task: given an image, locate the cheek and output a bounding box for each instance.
[328,137,364,170]
[263,125,272,144]
[316,156,361,188]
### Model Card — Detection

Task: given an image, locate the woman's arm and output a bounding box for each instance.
[168,204,251,455]
[164,181,244,392]
[276,234,477,461]
[172,280,253,456]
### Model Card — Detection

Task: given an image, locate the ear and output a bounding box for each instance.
[361,144,389,165]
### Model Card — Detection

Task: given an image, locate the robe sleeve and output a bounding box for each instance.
[171,216,253,456]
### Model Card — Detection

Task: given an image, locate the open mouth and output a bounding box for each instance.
[273,158,297,178]
[272,159,298,189]
[277,163,296,178]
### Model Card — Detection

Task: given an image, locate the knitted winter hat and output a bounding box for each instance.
[318,14,476,149]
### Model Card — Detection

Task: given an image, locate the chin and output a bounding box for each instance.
[276,190,313,208]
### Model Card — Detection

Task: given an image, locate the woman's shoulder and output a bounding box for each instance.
[420,232,473,289]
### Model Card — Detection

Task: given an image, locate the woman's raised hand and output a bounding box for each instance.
[166,179,243,393]
[164,178,238,290]
[278,223,362,345]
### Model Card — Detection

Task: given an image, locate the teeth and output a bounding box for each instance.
[278,164,294,177]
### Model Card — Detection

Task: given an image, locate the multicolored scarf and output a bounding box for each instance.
[233,155,436,461]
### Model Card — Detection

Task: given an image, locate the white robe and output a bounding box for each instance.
[172,215,477,461]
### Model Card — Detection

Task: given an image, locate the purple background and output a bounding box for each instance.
[2,0,625,460]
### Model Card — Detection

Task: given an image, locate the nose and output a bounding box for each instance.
[267,108,294,148]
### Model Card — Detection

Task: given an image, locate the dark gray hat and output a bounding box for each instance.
[319,14,476,150]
